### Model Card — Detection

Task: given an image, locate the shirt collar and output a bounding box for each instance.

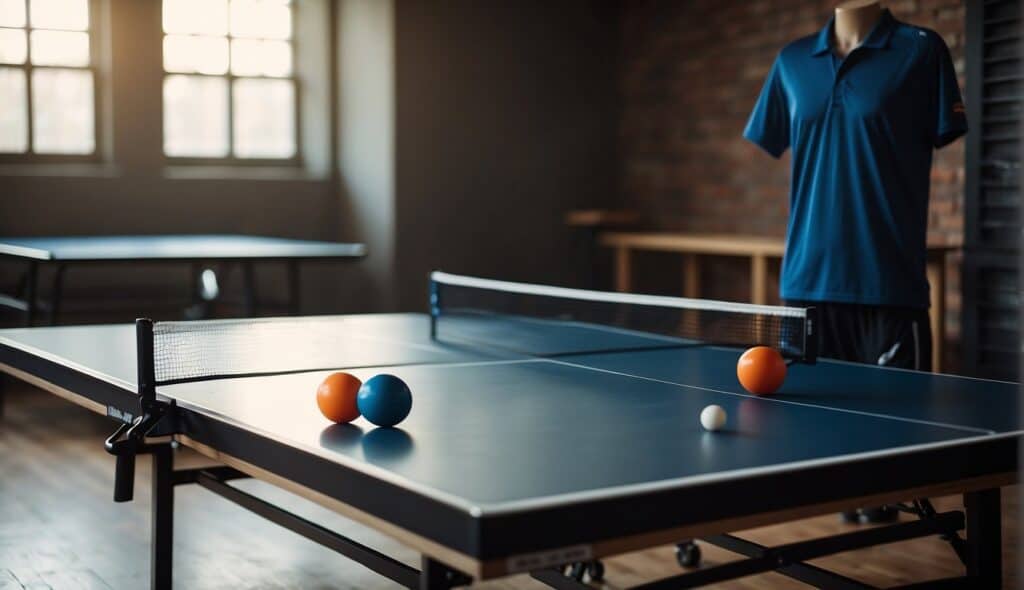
[811,8,896,56]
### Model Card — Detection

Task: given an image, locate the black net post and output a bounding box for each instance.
[802,307,818,364]
[136,318,157,401]
[108,318,159,503]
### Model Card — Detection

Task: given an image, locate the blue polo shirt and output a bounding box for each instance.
[743,10,967,308]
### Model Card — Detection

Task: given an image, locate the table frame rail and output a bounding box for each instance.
[132,441,1005,590]
[533,488,1001,589]
[151,457,472,590]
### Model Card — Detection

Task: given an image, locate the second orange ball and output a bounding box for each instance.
[737,346,787,395]
[317,372,363,423]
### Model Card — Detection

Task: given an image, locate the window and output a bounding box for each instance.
[0,0,96,155]
[162,0,297,160]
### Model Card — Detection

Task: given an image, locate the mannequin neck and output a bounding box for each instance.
[833,1,883,57]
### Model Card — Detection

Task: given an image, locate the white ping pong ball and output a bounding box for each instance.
[700,405,727,432]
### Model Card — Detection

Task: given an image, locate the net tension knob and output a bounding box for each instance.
[103,318,170,503]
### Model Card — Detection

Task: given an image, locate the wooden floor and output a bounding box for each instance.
[0,382,1019,589]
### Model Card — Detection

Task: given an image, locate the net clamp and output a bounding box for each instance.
[104,398,176,503]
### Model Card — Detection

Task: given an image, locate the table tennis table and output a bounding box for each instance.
[0,272,1018,589]
[0,235,367,325]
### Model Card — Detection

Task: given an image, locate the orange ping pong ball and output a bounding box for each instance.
[317,372,363,423]
[737,346,787,395]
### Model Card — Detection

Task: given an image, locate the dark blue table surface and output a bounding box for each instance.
[1,312,1018,513]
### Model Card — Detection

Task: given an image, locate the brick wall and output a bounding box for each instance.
[617,0,968,366]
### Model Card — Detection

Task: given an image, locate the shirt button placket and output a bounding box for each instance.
[831,77,844,109]
[832,53,856,110]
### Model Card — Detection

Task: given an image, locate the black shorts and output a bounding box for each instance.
[785,300,932,372]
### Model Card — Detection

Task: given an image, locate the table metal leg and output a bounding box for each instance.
[49,264,66,326]
[287,261,301,315]
[419,557,470,589]
[964,488,1001,589]
[242,262,258,317]
[24,262,38,327]
[151,444,174,590]
[189,263,204,318]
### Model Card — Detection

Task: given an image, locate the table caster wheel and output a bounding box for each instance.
[676,541,701,568]
[568,562,586,581]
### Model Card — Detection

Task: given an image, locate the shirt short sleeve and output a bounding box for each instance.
[743,57,791,158]
[931,34,968,148]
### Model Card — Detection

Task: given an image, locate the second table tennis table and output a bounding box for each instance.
[0,234,367,325]
[0,271,1018,589]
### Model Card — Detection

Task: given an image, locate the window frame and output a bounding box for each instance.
[161,0,303,167]
[0,0,103,163]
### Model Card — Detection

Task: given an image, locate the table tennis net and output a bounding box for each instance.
[144,272,815,385]
[149,316,371,384]
[429,271,816,361]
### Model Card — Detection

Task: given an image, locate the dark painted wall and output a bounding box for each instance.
[392,0,620,309]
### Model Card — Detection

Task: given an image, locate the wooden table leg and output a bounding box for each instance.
[682,254,701,337]
[683,254,700,299]
[927,256,945,372]
[614,247,631,293]
[750,255,769,344]
[750,254,767,305]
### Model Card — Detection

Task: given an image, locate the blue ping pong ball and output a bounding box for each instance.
[357,374,412,427]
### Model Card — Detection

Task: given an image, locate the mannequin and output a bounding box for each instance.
[745,0,968,524]
[833,0,883,57]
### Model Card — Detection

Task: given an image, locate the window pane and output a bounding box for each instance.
[32,68,94,153]
[0,28,26,64]
[163,0,227,36]
[163,34,228,74]
[30,30,89,66]
[0,0,26,27]
[230,39,290,77]
[164,74,228,157]
[230,0,291,39]
[30,0,89,31]
[0,67,27,152]
[233,78,294,158]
